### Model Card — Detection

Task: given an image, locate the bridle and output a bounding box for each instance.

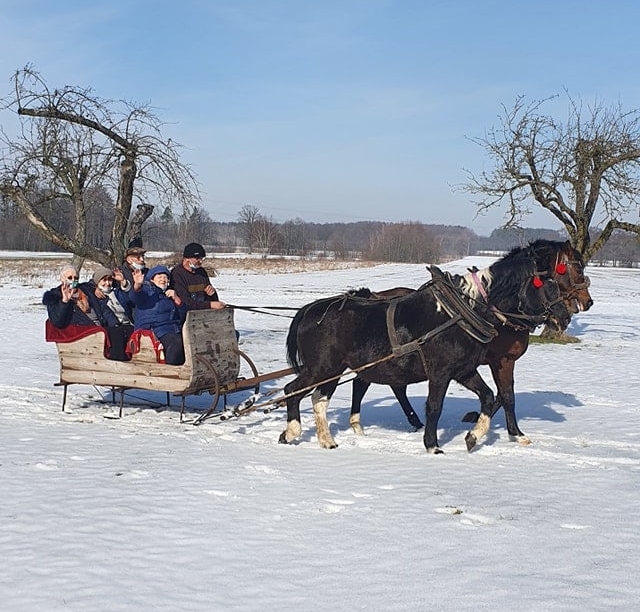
[524,246,591,312]
[467,265,566,332]
[517,270,567,330]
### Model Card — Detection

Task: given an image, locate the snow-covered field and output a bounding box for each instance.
[1,256,639,611]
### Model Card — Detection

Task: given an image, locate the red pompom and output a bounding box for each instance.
[532,276,544,288]
[555,263,568,275]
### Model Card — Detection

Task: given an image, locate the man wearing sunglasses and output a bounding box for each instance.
[43,265,95,328]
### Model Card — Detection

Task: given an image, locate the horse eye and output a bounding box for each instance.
[555,263,567,275]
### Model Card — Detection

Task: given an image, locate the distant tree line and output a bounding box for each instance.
[4,193,637,265]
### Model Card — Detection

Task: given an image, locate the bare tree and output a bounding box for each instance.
[252,215,281,255]
[280,217,308,255]
[0,66,200,266]
[460,93,640,262]
[364,222,436,263]
[237,204,260,253]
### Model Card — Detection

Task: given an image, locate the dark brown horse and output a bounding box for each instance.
[281,247,572,453]
[349,240,593,450]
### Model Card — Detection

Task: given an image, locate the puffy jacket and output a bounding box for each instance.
[131,282,186,339]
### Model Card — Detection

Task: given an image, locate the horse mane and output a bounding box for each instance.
[486,253,538,310]
[345,288,373,299]
[503,239,583,271]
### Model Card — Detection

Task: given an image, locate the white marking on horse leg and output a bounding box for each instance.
[509,434,532,445]
[349,413,364,435]
[469,412,491,443]
[283,419,301,443]
[312,389,337,449]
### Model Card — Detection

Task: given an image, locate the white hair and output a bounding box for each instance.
[59,265,78,281]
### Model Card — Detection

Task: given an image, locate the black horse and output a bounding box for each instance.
[349,240,593,449]
[280,248,572,453]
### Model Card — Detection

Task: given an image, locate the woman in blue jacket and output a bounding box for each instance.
[131,265,187,365]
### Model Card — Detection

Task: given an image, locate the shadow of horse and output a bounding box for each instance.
[333,390,582,447]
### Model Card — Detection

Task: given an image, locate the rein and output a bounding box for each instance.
[226,304,298,318]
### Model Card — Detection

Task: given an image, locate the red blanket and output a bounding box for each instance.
[45,321,165,363]
[45,320,107,344]
[126,329,166,363]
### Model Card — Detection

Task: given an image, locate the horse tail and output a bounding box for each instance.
[286,305,307,373]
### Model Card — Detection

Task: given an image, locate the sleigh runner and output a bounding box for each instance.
[46,308,293,421]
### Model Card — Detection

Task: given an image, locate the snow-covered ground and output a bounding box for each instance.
[1,257,639,611]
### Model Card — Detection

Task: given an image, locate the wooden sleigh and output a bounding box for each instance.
[46,308,292,422]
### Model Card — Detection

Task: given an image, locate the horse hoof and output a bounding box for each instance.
[461,411,480,423]
[465,432,477,452]
[278,431,289,444]
[426,446,444,455]
[509,434,532,445]
[409,419,424,430]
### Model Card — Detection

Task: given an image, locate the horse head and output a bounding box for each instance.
[517,273,572,332]
[485,254,572,332]
[526,239,594,315]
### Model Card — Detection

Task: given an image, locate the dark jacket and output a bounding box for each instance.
[131,283,187,339]
[170,264,219,310]
[43,282,117,329]
[82,281,123,328]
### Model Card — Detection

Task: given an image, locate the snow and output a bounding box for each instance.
[1,257,639,611]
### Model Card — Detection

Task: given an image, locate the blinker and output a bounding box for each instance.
[532,276,544,288]
[555,263,567,275]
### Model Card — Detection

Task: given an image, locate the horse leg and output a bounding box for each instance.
[423,378,451,454]
[312,380,340,449]
[489,360,530,445]
[349,377,370,435]
[458,371,496,451]
[278,376,307,444]
[391,385,424,430]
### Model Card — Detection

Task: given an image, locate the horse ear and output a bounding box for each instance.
[532,276,544,288]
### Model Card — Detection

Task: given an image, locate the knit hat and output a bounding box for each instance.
[183,242,206,258]
[92,266,113,285]
[146,265,171,282]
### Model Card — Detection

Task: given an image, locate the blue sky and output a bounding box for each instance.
[2,0,640,235]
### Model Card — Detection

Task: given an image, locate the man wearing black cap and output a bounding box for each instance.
[170,242,226,310]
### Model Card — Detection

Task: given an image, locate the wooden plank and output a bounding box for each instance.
[59,368,189,393]
[52,309,246,397]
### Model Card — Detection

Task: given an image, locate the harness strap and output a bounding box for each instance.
[428,269,497,344]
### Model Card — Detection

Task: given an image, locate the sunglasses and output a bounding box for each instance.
[65,275,79,280]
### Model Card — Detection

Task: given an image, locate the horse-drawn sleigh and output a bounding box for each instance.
[46,240,593,453]
[46,308,293,423]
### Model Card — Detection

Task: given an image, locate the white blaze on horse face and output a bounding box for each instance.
[311,389,337,449]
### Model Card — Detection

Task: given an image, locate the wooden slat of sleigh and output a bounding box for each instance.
[56,309,241,395]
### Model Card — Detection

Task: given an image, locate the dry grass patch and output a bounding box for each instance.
[1,255,379,285]
[529,333,581,345]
